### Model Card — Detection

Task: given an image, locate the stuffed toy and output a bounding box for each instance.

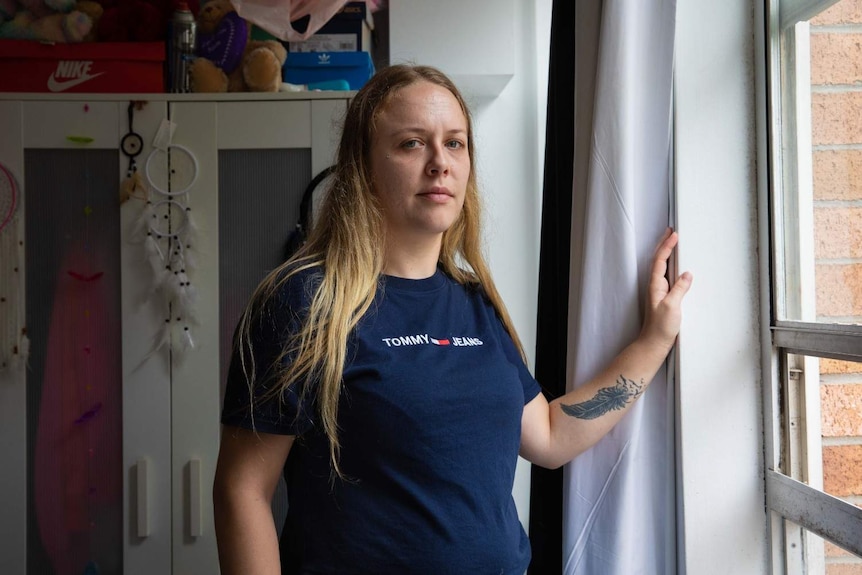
[13,0,76,18]
[0,7,91,41]
[189,0,286,92]
[74,0,101,41]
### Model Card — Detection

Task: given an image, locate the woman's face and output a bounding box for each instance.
[370,81,470,248]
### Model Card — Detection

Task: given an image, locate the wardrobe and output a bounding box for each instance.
[0,92,347,575]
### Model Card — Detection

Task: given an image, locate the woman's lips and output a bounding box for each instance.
[419,186,453,203]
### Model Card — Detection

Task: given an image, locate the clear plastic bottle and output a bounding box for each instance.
[168,2,196,93]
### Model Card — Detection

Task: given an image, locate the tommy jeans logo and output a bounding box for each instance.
[381,333,483,348]
[47,61,105,92]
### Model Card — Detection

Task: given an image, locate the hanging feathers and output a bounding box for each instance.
[131,145,201,362]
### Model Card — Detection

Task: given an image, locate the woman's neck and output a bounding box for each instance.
[383,235,442,279]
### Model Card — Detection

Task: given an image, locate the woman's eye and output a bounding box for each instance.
[402,139,421,149]
[446,140,464,150]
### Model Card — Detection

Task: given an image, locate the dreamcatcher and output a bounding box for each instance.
[131,140,201,358]
[119,102,147,203]
[0,161,28,373]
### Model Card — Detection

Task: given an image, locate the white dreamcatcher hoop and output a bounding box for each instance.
[145,144,199,197]
[0,161,29,373]
[134,143,201,358]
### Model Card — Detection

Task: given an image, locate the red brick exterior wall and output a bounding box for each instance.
[809,2,862,570]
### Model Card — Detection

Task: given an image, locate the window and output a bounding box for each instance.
[766,0,862,572]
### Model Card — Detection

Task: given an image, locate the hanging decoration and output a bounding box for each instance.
[0,161,28,373]
[35,151,122,575]
[119,102,147,204]
[133,141,200,358]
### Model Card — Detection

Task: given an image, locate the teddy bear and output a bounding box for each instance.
[189,0,286,93]
[74,0,101,41]
[0,6,92,42]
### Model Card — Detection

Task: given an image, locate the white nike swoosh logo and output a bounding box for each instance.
[47,72,105,92]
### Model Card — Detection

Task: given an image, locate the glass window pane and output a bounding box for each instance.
[778,2,862,325]
[820,357,862,501]
[783,354,862,506]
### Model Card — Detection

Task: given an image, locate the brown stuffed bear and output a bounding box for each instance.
[189,0,286,93]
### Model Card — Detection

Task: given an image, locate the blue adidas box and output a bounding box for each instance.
[283,51,375,91]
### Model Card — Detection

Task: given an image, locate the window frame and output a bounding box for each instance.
[762,0,862,570]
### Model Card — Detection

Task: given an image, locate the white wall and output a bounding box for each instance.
[388,0,552,529]
[675,0,769,573]
[472,0,550,529]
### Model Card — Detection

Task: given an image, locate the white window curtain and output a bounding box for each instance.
[566,1,677,573]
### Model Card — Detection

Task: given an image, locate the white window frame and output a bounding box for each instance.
[763,0,862,572]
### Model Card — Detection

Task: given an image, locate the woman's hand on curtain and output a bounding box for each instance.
[520,229,691,469]
[638,228,692,356]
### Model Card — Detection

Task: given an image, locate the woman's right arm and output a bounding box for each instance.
[213,425,295,575]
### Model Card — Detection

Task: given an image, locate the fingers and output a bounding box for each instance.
[656,226,673,252]
[649,230,677,293]
[654,229,679,262]
[649,230,691,305]
[663,271,693,308]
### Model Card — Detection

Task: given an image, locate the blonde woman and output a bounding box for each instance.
[213,64,692,575]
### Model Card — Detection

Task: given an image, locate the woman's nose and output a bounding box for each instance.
[426,144,449,176]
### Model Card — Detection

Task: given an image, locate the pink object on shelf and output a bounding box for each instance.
[230,0,350,41]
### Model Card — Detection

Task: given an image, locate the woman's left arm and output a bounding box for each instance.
[520,230,692,469]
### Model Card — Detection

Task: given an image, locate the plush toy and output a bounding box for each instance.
[189,0,286,93]
[0,7,91,41]
[74,0,101,41]
[14,0,76,19]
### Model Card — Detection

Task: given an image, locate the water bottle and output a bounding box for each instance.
[168,2,196,93]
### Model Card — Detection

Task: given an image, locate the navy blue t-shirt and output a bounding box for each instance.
[222,267,541,575]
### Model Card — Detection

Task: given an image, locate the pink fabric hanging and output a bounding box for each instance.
[230,0,351,42]
[34,247,121,575]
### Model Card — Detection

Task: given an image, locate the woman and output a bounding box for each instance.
[214,64,692,575]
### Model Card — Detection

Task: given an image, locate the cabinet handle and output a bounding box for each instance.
[189,458,202,537]
[136,458,150,538]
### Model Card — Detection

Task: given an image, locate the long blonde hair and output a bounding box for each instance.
[236,64,526,478]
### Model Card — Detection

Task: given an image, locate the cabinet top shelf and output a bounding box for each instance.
[0,91,355,102]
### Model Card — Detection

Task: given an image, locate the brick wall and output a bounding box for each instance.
[810,1,862,571]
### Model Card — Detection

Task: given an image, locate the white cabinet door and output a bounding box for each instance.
[167,96,346,575]
[119,100,173,575]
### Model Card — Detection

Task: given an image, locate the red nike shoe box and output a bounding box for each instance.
[0,40,165,93]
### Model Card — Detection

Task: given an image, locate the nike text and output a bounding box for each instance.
[48,61,105,92]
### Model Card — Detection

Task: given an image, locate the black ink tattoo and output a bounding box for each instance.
[560,375,645,420]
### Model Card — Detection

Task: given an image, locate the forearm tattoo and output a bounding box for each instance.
[560,375,645,420]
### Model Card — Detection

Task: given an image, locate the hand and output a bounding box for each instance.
[639,228,692,353]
